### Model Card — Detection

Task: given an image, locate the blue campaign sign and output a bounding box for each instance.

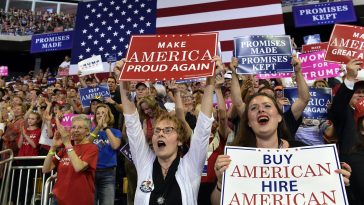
[47,78,56,85]
[107,54,117,63]
[234,35,293,75]
[31,31,74,53]
[283,87,332,119]
[292,1,357,28]
[78,85,111,108]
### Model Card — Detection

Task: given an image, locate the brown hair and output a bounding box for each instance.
[137,96,166,120]
[232,92,292,147]
[28,111,42,128]
[155,113,189,145]
[94,104,115,127]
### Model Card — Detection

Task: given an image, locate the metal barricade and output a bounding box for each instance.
[0,149,14,205]
[42,174,57,205]
[2,156,55,205]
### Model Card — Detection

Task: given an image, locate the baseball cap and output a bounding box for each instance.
[136,82,149,89]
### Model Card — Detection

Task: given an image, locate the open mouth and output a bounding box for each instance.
[257,115,269,125]
[157,140,166,148]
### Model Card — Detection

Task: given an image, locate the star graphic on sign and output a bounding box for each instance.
[110,1,115,5]
[89,22,94,27]
[118,51,122,56]
[82,29,87,34]
[114,19,119,24]
[122,0,127,3]
[101,21,106,25]
[91,9,96,13]
[94,28,99,32]
[86,4,91,8]
[146,8,151,13]
[103,7,108,12]
[112,45,117,50]
[116,6,120,10]
[146,22,151,27]
[127,17,132,22]
[139,29,144,34]
[97,13,101,18]
[140,3,145,8]
[119,37,124,42]
[79,55,84,59]
[93,40,99,45]
[140,16,145,21]
[84,15,89,20]
[134,10,139,14]
[107,26,112,30]
[128,4,133,9]
[126,30,131,35]
[121,11,126,15]
[81,41,86,46]
[106,39,112,43]
[125,44,128,49]
[109,12,114,17]
[120,24,125,29]
[104,53,110,57]
[133,23,138,28]
[113,31,118,36]
[99,46,104,51]
[87,34,93,39]
[100,33,105,38]
[98,2,103,7]
[86,48,91,52]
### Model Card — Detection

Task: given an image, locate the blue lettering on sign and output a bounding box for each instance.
[263,154,293,165]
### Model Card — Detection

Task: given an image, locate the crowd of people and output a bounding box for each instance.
[0,8,75,36]
[0,51,362,204]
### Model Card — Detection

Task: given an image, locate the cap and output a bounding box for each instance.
[91,95,103,103]
[136,82,149,89]
[355,98,364,123]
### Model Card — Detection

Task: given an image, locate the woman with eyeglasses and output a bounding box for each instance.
[89,103,121,205]
[42,115,98,205]
[119,56,219,205]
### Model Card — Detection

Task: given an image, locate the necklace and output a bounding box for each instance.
[160,165,169,176]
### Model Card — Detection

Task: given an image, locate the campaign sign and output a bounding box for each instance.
[284,87,332,119]
[0,66,8,76]
[78,55,104,76]
[31,31,73,53]
[234,35,293,75]
[325,24,364,64]
[299,51,341,80]
[292,1,356,28]
[61,114,94,130]
[120,143,133,163]
[119,33,218,81]
[221,145,348,205]
[302,42,329,53]
[78,85,111,108]
[304,34,321,45]
[47,78,56,85]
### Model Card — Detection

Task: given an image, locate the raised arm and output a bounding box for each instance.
[290,55,310,120]
[228,57,245,117]
[215,71,230,139]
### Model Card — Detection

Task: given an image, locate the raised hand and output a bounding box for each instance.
[346,59,363,81]
[291,54,302,73]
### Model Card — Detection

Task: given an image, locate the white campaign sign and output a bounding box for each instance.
[78,55,104,76]
[221,144,348,205]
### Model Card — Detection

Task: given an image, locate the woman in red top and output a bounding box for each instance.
[42,114,98,205]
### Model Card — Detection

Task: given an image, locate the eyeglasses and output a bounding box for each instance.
[71,126,87,130]
[154,127,175,135]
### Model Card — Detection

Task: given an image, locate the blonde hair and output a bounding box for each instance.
[94,104,115,127]
[72,114,91,130]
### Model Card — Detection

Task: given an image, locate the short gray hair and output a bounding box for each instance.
[72,114,91,130]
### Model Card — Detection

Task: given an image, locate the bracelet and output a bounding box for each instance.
[90,133,97,139]
[216,184,221,192]
[55,153,61,160]
[66,148,74,153]
[48,150,56,156]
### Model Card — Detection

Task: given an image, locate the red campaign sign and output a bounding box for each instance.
[325,24,364,64]
[119,33,218,81]
[302,42,329,53]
